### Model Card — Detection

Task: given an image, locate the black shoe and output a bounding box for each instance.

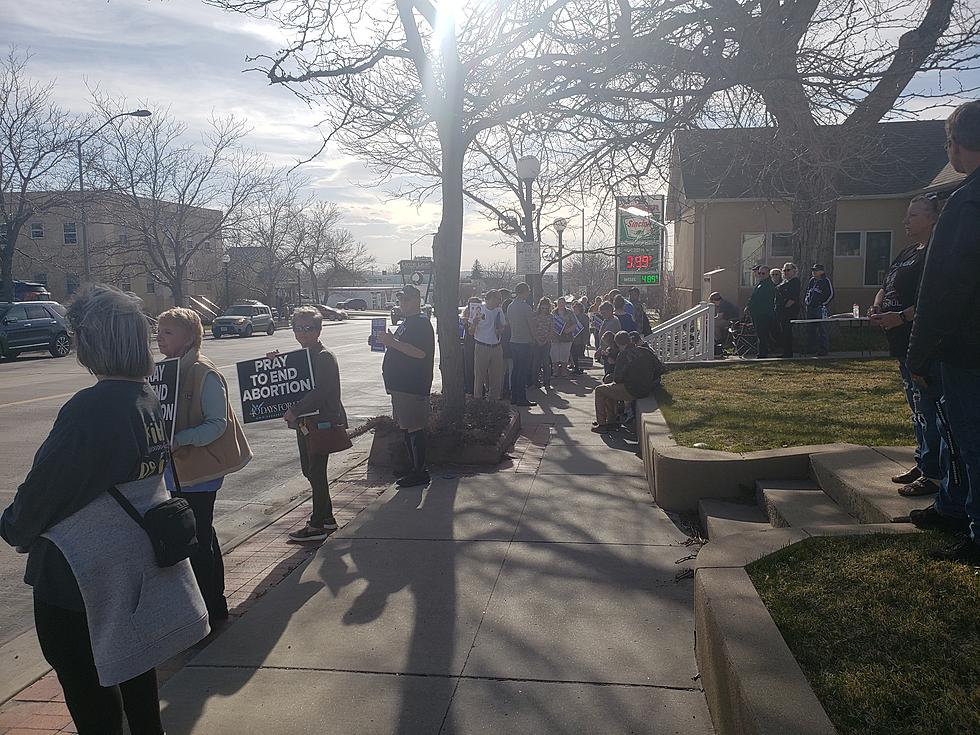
[892,466,921,484]
[591,423,619,434]
[397,470,431,487]
[908,505,970,533]
[391,466,413,478]
[513,401,537,407]
[929,535,980,565]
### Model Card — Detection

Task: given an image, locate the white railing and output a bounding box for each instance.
[645,301,715,362]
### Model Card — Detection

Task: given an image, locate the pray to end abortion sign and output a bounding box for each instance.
[236,349,314,424]
[149,358,180,442]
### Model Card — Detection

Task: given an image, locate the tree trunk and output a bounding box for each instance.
[433,131,466,421]
[0,223,17,302]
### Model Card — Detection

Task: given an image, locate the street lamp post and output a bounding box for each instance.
[554,218,567,297]
[221,253,231,307]
[516,155,541,300]
[296,266,303,307]
[76,109,152,282]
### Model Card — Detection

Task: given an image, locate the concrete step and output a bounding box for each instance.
[698,499,771,540]
[760,488,855,528]
[810,446,930,523]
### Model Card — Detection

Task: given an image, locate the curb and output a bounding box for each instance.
[693,525,919,735]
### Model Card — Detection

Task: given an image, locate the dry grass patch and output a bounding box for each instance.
[657,359,911,452]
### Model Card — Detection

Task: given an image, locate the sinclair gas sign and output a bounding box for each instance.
[615,195,665,287]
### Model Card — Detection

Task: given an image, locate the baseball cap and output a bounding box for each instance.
[397,284,422,300]
[811,263,825,271]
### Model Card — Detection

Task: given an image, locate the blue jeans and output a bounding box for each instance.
[510,342,531,404]
[805,305,829,354]
[531,343,552,386]
[935,363,980,540]
[898,360,941,480]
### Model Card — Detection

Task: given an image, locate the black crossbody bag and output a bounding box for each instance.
[108,460,198,568]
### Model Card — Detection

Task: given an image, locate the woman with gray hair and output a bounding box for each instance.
[1,285,209,735]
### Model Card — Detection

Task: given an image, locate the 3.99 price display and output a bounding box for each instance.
[625,254,653,270]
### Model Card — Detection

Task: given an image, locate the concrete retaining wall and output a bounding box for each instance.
[652,443,858,513]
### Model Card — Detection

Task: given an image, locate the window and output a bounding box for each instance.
[864,231,892,287]
[146,276,156,294]
[121,275,132,292]
[835,232,861,257]
[119,225,129,245]
[0,229,6,246]
[3,306,28,321]
[33,272,48,286]
[66,273,79,296]
[30,222,44,239]
[63,222,78,245]
[25,305,50,320]
[741,233,766,286]
[770,233,794,259]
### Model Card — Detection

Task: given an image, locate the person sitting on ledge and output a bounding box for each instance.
[592,331,659,433]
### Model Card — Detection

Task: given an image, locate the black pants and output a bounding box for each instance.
[34,597,163,735]
[297,430,335,527]
[779,317,794,357]
[754,319,773,358]
[174,490,227,620]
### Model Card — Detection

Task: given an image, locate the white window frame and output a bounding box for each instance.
[834,231,862,258]
[146,276,156,294]
[30,222,44,239]
[769,232,795,260]
[740,232,767,287]
[63,222,78,245]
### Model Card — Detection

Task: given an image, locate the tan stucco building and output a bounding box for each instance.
[668,120,961,313]
[5,192,224,314]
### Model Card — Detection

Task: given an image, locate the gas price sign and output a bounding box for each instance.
[615,195,664,287]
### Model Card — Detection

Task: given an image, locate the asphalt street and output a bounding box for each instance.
[0,315,440,648]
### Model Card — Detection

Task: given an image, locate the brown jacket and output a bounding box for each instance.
[291,343,348,428]
[172,351,252,486]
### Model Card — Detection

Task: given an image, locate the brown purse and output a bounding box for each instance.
[301,417,353,455]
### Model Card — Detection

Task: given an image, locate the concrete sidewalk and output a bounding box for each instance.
[160,380,714,734]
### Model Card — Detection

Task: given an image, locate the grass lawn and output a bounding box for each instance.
[657,358,912,452]
[748,534,980,735]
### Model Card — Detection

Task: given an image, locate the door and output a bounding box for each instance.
[2,305,44,349]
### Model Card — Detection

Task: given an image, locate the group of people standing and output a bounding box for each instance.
[740,262,834,358]
[0,283,436,734]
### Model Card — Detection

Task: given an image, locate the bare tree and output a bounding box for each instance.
[564,250,616,300]
[534,0,980,278]
[0,50,89,301]
[92,100,268,306]
[206,0,609,420]
[482,259,515,291]
[228,169,308,306]
[294,201,374,302]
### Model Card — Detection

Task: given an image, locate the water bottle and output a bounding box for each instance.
[852,303,860,318]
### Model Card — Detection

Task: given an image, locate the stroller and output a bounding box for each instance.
[728,320,758,357]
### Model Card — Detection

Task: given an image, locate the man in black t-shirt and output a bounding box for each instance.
[378,284,435,487]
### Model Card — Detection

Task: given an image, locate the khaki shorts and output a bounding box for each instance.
[390,391,430,431]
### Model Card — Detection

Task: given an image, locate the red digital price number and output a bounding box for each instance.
[625,254,653,270]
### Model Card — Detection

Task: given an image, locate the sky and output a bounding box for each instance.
[4,0,515,271]
[6,0,977,274]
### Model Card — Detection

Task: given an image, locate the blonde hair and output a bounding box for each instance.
[292,306,322,326]
[158,307,203,351]
[68,284,155,378]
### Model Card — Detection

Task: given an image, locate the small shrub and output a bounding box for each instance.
[370,394,513,447]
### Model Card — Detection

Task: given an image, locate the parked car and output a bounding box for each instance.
[337,297,368,311]
[315,304,349,321]
[0,301,72,359]
[13,281,52,302]
[390,302,433,325]
[212,301,276,338]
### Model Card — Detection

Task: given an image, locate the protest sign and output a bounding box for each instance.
[468,303,482,323]
[553,314,566,335]
[149,358,180,442]
[370,318,387,352]
[572,318,585,338]
[591,313,603,330]
[237,349,314,424]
